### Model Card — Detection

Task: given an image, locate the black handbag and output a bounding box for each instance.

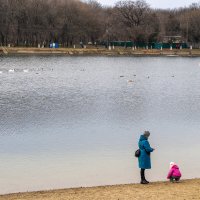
[135,149,140,157]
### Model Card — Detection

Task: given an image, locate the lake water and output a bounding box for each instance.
[0,55,200,194]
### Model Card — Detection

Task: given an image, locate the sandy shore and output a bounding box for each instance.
[1,179,200,200]
[1,47,200,57]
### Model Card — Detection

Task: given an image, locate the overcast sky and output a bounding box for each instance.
[96,0,199,9]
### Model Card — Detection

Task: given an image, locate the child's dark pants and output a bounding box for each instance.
[170,176,180,182]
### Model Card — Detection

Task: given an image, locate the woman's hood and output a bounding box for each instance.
[139,135,147,141]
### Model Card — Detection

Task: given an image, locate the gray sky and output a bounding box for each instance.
[96,0,199,9]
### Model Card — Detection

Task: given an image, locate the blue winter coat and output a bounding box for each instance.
[138,135,154,169]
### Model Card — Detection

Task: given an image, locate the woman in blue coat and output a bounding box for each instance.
[138,131,154,184]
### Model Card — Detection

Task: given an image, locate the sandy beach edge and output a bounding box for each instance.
[1,47,200,57]
[0,178,200,200]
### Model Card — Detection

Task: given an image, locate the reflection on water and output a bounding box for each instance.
[0,56,200,194]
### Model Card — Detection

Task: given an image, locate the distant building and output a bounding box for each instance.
[162,36,185,43]
[161,36,188,49]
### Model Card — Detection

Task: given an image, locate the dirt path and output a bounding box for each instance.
[1,47,200,57]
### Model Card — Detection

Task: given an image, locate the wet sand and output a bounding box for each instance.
[1,179,200,200]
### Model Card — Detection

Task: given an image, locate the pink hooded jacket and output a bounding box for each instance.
[167,165,182,179]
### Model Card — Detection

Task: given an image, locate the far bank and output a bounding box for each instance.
[1,47,200,57]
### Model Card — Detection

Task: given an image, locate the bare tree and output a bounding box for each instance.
[114,0,159,43]
[115,0,151,27]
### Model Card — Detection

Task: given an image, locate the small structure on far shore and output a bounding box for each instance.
[50,43,59,48]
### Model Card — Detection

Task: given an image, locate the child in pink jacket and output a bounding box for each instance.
[167,162,182,182]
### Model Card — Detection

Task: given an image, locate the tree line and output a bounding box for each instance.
[0,0,200,47]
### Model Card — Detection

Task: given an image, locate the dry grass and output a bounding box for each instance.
[1,179,200,200]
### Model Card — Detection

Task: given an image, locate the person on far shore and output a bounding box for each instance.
[138,131,154,184]
[167,162,182,182]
